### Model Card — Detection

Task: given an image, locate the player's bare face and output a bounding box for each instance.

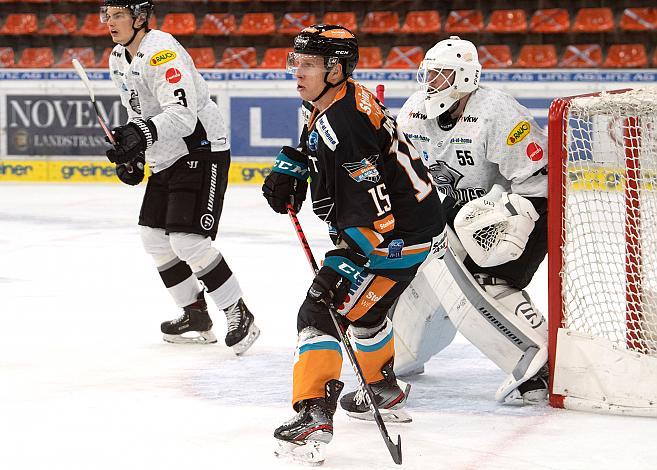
[292,55,329,102]
[105,7,134,44]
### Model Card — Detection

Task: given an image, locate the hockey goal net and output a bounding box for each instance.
[548,87,657,416]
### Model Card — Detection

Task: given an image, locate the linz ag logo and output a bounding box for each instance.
[150,50,176,66]
[507,121,531,146]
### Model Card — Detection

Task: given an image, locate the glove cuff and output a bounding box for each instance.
[133,118,156,149]
[323,248,368,284]
[272,147,309,180]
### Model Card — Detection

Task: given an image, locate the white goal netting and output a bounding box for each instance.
[561,87,657,356]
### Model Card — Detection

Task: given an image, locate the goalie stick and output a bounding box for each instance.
[286,203,403,466]
[72,58,116,146]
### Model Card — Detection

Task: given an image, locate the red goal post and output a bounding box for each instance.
[547,87,657,416]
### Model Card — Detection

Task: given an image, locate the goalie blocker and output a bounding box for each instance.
[391,189,548,403]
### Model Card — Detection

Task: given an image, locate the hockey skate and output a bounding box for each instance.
[274,380,344,466]
[504,365,549,406]
[161,292,217,344]
[340,360,412,423]
[223,298,260,355]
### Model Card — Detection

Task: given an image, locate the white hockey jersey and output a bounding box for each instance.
[109,30,229,173]
[397,85,547,206]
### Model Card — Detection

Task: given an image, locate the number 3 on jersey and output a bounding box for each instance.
[174,88,187,107]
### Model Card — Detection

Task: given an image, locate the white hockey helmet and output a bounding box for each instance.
[417,36,481,119]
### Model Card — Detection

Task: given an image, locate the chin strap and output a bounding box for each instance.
[437,101,460,131]
[121,17,147,48]
[311,71,349,103]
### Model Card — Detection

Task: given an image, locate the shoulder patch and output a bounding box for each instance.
[355,84,383,129]
[507,121,531,146]
[150,50,177,66]
[342,155,380,183]
[317,115,339,151]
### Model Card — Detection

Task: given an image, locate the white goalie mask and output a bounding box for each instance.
[417,36,481,119]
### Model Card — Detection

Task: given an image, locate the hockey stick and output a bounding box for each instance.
[72,58,116,146]
[286,203,403,466]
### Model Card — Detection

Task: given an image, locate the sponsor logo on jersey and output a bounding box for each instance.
[355,84,383,128]
[387,239,404,259]
[131,70,140,76]
[408,110,427,120]
[507,121,531,145]
[405,132,430,143]
[449,137,472,144]
[165,67,182,84]
[136,52,144,58]
[459,115,478,123]
[150,50,177,66]
[374,214,395,233]
[308,130,319,152]
[112,51,122,58]
[342,155,380,183]
[526,141,544,161]
[317,115,339,150]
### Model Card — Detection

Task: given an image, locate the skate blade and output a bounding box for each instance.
[232,323,260,355]
[162,330,217,344]
[274,439,325,466]
[346,407,412,423]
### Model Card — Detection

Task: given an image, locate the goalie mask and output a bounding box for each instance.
[100,0,154,47]
[417,36,481,119]
[288,24,359,102]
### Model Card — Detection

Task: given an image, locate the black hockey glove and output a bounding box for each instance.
[106,118,157,164]
[115,153,145,186]
[262,146,309,214]
[307,248,368,309]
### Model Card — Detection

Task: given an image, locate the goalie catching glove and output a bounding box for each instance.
[454,184,539,267]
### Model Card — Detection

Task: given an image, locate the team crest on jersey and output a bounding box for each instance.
[428,161,463,199]
[308,130,319,152]
[343,155,380,183]
[129,90,141,114]
[150,50,177,66]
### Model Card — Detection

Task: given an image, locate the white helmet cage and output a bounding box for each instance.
[417,36,482,119]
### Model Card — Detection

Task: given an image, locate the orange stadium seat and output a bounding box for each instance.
[384,46,423,69]
[40,14,77,35]
[572,8,614,33]
[217,47,257,68]
[322,12,357,32]
[0,14,38,35]
[361,11,400,34]
[445,10,484,33]
[486,9,527,33]
[604,44,648,68]
[620,8,657,31]
[529,9,570,33]
[96,48,112,68]
[653,48,657,67]
[559,44,603,68]
[515,45,558,68]
[237,13,275,35]
[358,47,383,68]
[0,47,15,67]
[259,47,291,69]
[76,13,107,36]
[16,47,54,68]
[188,47,216,68]
[55,47,95,68]
[279,12,316,35]
[197,13,236,36]
[400,11,441,34]
[160,13,196,35]
[477,45,512,69]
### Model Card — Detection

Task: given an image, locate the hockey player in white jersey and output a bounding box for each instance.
[101,0,259,354]
[393,36,549,404]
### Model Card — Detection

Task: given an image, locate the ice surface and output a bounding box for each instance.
[1,184,656,470]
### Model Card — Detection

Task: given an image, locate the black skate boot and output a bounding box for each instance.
[274,380,344,466]
[160,292,217,344]
[340,359,412,423]
[223,298,260,355]
[517,365,549,405]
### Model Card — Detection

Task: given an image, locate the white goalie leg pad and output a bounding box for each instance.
[390,256,458,376]
[442,231,548,403]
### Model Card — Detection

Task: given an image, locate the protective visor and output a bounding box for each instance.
[417,63,455,95]
[286,52,339,75]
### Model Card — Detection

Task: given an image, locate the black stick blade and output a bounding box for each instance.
[386,434,402,465]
